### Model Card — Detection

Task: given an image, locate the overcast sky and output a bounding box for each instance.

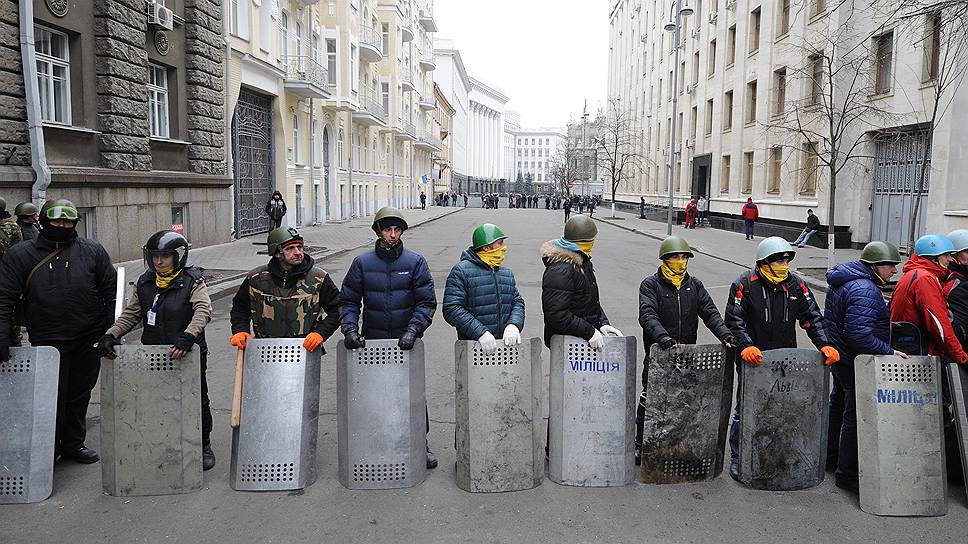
[434,0,609,129]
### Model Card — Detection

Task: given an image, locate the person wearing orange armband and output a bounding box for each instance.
[723,237,837,481]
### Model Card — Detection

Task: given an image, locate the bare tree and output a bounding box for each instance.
[548,138,581,196]
[597,98,646,218]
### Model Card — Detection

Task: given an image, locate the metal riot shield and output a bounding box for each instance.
[455,338,543,493]
[0,347,59,504]
[641,344,733,484]
[738,348,828,491]
[101,345,202,496]
[949,361,968,502]
[230,338,321,491]
[337,339,427,490]
[549,335,637,487]
[855,355,946,516]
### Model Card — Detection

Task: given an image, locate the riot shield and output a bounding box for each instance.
[641,344,733,484]
[949,362,968,502]
[737,348,828,491]
[854,355,946,515]
[337,339,427,490]
[230,338,321,491]
[101,345,202,496]
[455,338,543,493]
[0,347,59,504]
[549,334,637,487]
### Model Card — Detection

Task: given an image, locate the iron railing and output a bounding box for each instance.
[282,56,329,89]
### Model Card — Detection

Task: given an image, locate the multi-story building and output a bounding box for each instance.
[433,82,455,197]
[0,0,229,260]
[566,116,603,196]
[433,39,471,193]
[466,77,508,193]
[608,0,968,249]
[503,110,521,181]
[510,128,567,194]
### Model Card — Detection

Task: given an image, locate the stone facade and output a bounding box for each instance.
[184,0,226,176]
[0,0,30,170]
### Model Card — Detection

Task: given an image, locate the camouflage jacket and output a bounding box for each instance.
[0,216,22,257]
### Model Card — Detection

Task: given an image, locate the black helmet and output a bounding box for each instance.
[143,230,189,274]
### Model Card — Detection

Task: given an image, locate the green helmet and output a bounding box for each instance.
[859,240,902,265]
[372,206,408,233]
[40,198,80,223]
[949,230,968,253]
[472,224,506,250]
[659,236,694,259]
[756,236,796,263]
[267,226,303,255]
[563,215,598,242]
[14,202,38,217]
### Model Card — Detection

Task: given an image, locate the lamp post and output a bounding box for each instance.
[664,0,694,235]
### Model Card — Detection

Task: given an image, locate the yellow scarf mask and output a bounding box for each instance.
[661,259,688,290]
[576,240,595,255]
[759,263,790,285]
[477,245,508,268]
[154,263,182,289]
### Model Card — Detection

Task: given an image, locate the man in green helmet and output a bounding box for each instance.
[443,224,526,353]
[14,201,41,242]
[635,236,735,464]
[0,196,23,258]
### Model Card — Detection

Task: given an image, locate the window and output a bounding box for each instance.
[295,185,304,224]
[708,40,716,76]
[802,142,819,194]
[778,0,790,36]
[77,207,97,240]
[723,90,733,130]
[811,0,825,17]
[874,32,893,94]
[690,105,698,138]
[746,80,757,124]
[773,68,787,114]
[34,26,71,124]
[382,23,390,54]
[292,114,300,163]
[147,64,169,138]
[693,52,700,84]
[769,147,782,193]
[726,25,736,66]
[705,99,714,135]
[171,204,188,236]
[743,151,754,193]
[750,8,761,53]
[280,11,289,58]
[337,129,345,168]
[721,155,731,193]
[312,119,320,162]
[295,21,303,57]
[679,60,686,92]
[809,54,824,105]
[350,45,358,92]
[230,0,249,39]
[312,33,321,62]
[925,13,942,81]
[326,39,337,85]
[381,82,390,114]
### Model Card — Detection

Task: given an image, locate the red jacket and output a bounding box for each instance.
[741,203,759,221]
[890,254,968,364]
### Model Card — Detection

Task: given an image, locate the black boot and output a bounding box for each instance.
[426,445,438,469]
[634,444,641,466]
[62,446,100,464]
[203,444,216,471]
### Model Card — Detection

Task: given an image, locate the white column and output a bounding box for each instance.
[486,111,493,178]
[471,105,478,177]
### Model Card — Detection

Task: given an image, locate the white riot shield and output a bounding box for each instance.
[948,362,968,502]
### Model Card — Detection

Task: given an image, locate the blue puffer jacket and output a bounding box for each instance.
[339,241,436,339]
[442,248,526,340]
[824,261,893,362]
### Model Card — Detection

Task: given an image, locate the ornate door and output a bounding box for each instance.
[232,89,274,237]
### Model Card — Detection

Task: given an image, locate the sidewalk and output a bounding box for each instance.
[115,206,465,299]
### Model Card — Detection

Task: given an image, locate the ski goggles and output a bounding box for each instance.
[45,205,79,221]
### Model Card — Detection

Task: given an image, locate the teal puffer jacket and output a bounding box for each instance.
[443,248,526,340]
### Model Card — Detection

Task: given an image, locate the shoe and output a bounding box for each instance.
[203,445,216,471]
[62,446,100,464]
[634,445,641,466]
[426,446,438,469]
[729,462,740,482]
[835,476,859,494]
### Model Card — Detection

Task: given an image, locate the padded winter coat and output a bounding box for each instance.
[442,249,525,340]
[823,261,893,364]
[891,254,968,364]
[540,240,609,347]
[638,268,733,356]
[944,263,968,349]
[339,240,436,339]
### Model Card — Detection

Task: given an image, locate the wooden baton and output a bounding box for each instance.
[230,347,244,428]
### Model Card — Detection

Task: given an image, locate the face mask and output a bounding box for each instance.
[40,223,75,243]
[759,263,790,284]
[576,240,595,255]
[661,259,688,289]
[155,263,175,276]
[477,245,507,268]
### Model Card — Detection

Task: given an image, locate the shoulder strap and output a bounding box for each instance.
[25,245,66,291]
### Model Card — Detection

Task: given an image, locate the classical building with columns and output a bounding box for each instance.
[466,77,508,194]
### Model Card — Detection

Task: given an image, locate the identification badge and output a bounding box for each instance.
[146,310,157,326]
[147,293,160,327]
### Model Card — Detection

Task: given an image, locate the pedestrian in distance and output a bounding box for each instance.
[577,195,585,215]
[697,195,708,226]
[684,197,697,229]
[14,201,41,242]
[100,230,218,471]
[338,206,439,469]
[588,195,596,218]
[0,196,23,258]
[741,197,758,240]
[723,236,839,480]
[793,209,821,248]
[419,191,427,210]
[463,193,468,207]
[823,241,905,494]
[0,198,117,464]
[264,191,287,230]
[635,236,735,465]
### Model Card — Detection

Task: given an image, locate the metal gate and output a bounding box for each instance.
[871,127,930,252]
[232,89,274,237]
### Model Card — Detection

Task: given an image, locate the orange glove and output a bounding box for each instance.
[303,332,324,352]
[741,346,763,366]
[821,346,840,366]
[230,332,253,349]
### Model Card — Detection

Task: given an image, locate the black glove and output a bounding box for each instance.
[398,329,418,350]
[344,330,365,350]
[173,332,196,352]
[0,344,9,363]
[659,337,677,350]
[723,336,737,347]
[98,334,120,358]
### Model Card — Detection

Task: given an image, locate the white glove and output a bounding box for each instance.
[478,331,498,355]
[503,324,522,346]
[588,329,605,350]
[600,325,623,337]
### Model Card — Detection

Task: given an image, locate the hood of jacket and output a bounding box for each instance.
[902,253,947,279]
[826,261,874,289]
[541,240,584,267]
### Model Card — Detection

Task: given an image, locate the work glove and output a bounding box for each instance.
[98,334,120,359]
[478,331,498,355]
[173,332,196,353]
[658,337,677,350]
[821,346,841,366]
[600,325,623,337]
[230,331,253,349]
[0,343,9,363]
[398,329,418,350]
[303,332,324,352]
[741,346,763,366]
[502,324,522,347]
[343,330,365,350]
[588,329,605,350]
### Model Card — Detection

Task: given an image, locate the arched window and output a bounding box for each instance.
[337,129,345,168]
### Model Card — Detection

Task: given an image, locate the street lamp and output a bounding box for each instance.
[664,0,693,235]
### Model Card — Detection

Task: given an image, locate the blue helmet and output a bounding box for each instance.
[913,234,956,257]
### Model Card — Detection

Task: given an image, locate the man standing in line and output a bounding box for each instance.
[0,196,23,258]
[14,201,41,242]
[741,197,758,240]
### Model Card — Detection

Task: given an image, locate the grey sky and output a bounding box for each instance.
[434,0,609,128]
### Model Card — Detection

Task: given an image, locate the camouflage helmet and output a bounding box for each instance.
[756,236,795,263]
[472,224,507,250]
[267,226,303,255]
[39,198,80,225]
[14,201,38,217]
[371,206,408,233]
[859,241,902,265]
[563,215,598,242]
[659,236,694,259]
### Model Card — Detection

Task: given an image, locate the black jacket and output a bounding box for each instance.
[724,269,830,351]
[540,240,609,347]
[137,266,208,350]
[945,264,968,348]
[638,268,733,354]
[0,231,116,345]
[806,214,821,231]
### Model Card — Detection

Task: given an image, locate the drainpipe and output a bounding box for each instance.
[309,97,316,225]
[19,1,51,206]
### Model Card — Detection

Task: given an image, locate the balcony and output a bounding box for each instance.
[359,26,384,63]
[282,56,331,99]
[418,94,435,111]
[401,23,414,43]
[418,9,438,32]
[394,120,417,142]
[352,85,387,127]
[418,55,436,71]
[401,72,416,92]
[415,128,441,151]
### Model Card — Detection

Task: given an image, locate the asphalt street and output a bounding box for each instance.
[3,208,965,544]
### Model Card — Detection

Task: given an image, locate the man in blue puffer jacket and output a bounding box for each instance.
[443,224,525,352]
[823,240,906,493]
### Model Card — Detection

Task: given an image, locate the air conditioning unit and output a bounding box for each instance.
[709,11,718,24]
[686,84,696,94]
[685,138,695,148]
[691,29,701,39]
[725,0,737,10]
[147,1,174,31]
